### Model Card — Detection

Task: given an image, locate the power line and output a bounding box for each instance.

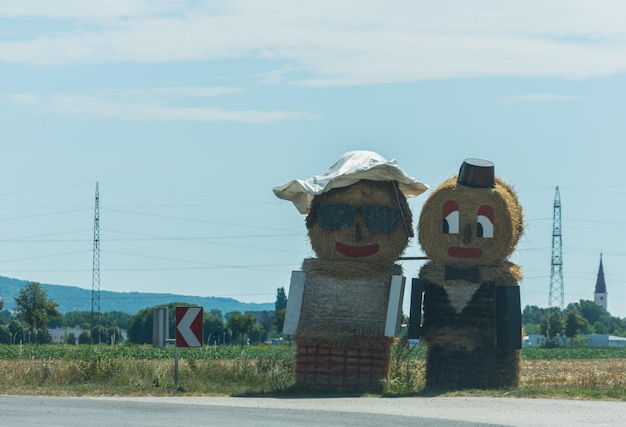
[0,208,91,222]
[0,250,92,263]
[104,207,293,232]
[1,263,295,273]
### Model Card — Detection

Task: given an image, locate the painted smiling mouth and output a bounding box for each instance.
[336,242,380,257]
[448,247,482,258]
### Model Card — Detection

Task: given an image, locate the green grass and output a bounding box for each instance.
[522,346,626,360]
[0,344,625,399]
[0,343,295,360]
[0,344,298,396]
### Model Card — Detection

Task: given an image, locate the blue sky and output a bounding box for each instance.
[1,1,625,318]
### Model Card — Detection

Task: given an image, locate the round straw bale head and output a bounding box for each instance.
[418,176,523,266]
[307,180,413,266]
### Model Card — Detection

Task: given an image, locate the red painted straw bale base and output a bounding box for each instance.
[295,343,391,391]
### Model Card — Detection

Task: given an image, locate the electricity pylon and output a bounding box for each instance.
[91,182,101,343]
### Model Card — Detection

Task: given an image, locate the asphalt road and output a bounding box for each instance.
[2,394,625,426]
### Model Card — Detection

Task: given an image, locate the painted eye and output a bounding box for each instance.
[477,205,494,238]
[442,200,460,234]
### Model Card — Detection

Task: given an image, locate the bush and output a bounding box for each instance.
[36,329,53,345]
[0,325,11,344]
[66,333,77,345]
[78,331,93,345]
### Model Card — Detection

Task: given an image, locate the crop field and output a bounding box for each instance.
[0,344,624,400]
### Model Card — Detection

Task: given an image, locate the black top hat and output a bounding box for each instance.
[457,158,495,188]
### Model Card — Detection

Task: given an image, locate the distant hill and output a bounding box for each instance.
[0,276,274,315]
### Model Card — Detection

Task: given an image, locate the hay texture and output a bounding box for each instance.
[306,180,413,266]
[418,176,523,267]
[292,179,413,391]
[295,341,393,391]
[417,166,524,390]
[293,259,398,390]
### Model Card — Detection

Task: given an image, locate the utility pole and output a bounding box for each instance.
[547,186,564,342]
[549,186,564,310]
[91,182,101,344]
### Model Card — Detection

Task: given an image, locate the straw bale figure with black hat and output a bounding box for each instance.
[273,151,427,391]
[417,158,523,390]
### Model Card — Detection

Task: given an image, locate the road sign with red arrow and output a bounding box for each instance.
[175,306,203,347]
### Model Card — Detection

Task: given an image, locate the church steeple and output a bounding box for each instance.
[594,254,608,310]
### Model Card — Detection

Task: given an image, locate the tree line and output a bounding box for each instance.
[2,283,624,348]
[522,299,626,346]
[0,282,288,346]
[126,288,286,346]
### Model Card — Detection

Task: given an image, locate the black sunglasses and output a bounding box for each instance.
[316,204,402,234]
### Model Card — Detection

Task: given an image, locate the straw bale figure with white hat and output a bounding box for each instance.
[273,151,427,391]
[417,158,524,390]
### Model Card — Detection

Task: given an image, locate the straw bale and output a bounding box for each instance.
[295,258,398,339]
[417,169,523,390]
[304,257,402,280]
[420,277,496,348]
[420,260,522,285]
[292,258,400,389]
[307,180,413,265]
[295,340,393,391]
[419,265,522,389]
[426,345,520,389]
[292,179,413,390]
[417,176,524,267]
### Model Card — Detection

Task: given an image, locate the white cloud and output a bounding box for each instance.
[2,1,626,85]
[0,0,185,20]
[7,90,320,123]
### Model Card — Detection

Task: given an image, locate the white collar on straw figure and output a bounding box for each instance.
[273,150,428,214]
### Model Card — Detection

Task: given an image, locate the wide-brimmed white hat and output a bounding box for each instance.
[273,150,428,214]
